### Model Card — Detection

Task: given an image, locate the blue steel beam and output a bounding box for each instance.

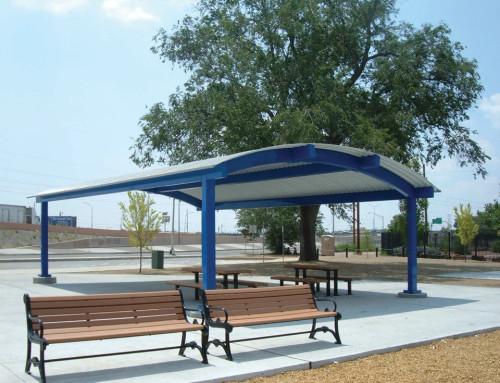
[220,144,318,175]
[201,177,216,290]
[36,169,223,203]
[150,191,202,209]
[40,202,51,278]
[404,197,421,294]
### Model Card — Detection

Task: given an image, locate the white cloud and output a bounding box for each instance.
[164,0,196,9]
[101,0,157,23]
[479,93,500,129]
[14,0,88,14]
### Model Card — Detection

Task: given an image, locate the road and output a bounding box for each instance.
[0,249,264,271]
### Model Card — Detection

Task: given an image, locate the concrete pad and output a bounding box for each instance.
[1,272,498,383]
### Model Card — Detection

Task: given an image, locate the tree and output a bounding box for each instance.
[236,206,324,257]
[119,191,162,273]
[131,0,488,261]
[454,203,479,257]
[475,198,500,236]
[387,199,429,247]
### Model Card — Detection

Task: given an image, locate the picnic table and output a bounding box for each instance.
[283,262,349,296]
[181,266,254,289]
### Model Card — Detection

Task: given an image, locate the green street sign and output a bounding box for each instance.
[432,218,442,224]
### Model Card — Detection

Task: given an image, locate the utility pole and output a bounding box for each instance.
[178,199,181,244]
[352,203,356,245]
[357,202,360,253]
[170,198,175,255]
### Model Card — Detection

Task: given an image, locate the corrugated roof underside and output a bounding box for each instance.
[182,171,392,203]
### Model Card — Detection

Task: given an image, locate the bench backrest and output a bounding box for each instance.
[24,290,187,332]
[202,284,317,319]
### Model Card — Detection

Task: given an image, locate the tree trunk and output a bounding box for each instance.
[299,205,320,262]
[139,247,143,273]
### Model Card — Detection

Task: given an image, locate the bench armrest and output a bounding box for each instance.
[204,305,229,327]
[315,297,338,313]
[27,314,44,340]
[184,307,205,325]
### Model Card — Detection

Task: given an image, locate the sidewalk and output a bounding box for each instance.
[1,264,499,383]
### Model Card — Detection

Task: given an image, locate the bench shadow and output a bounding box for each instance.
[207,337,341,363]
[45,357,209,383]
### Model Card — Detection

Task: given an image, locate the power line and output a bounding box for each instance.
[0,167,82,182]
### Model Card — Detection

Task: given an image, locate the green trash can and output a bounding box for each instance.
[151,250,164,269]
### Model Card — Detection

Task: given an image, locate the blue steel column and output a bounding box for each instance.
[404,197,420,294]
[40,201,51,278]
[201,177,216,290]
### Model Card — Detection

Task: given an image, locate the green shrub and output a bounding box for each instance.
[491,239,500,253]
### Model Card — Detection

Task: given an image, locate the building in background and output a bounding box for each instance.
[0,204,35,224]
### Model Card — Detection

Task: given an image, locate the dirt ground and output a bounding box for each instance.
[137,252,500,289]
[100,254,500,382]
[237,330,500,383]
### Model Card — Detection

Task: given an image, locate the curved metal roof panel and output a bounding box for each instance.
[32,144,438,207]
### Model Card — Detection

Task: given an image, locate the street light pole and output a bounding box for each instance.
[170,198,176,255]
[83,202,93,229]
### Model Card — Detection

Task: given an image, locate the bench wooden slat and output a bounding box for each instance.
[44,322,204,344]
[30,301,184,316]
[29,290,180,302]
[36,313,186,330]
[29,294,182,310]
[205,284,307,296]
[227,310,338,327]
[206,290,313,305]
[204,286,312,302]
[32,307,184,323]
[208,297,315,311]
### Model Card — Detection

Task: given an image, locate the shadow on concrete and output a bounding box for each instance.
[45,357,208,383]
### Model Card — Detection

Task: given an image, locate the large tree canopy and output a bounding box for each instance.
[131,0,488,260]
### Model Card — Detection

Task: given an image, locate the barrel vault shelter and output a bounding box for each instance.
[32,143,437,297]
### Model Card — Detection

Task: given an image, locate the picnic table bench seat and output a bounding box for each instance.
[271,275,362,295]
[216,278,268,288]
[308,275,362,295]
[24,290,208,383]
[200,284,341,361]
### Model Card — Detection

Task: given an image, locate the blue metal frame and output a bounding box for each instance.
[201,177,216,290]
[34,144,434,295]
[40,202,50,278]
[404,197,421,294]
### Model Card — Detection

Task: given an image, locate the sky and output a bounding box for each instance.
[1,0,499,234]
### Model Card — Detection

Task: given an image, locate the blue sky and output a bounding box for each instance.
[1,0,499,234]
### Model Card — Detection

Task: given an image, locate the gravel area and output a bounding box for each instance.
[237,330,500,383]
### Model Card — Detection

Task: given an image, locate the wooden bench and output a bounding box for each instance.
[200,284,341,361]
[24,290,208,383]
